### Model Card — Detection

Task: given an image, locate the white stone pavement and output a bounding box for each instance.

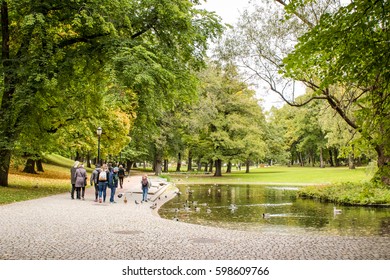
[0,174,390,260]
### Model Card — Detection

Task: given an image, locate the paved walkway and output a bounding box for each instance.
[1,174,390,260]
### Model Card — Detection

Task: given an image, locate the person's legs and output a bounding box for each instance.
[103,183,107,202]
[76,187,81,199]
[71,184,75,199]
[142,187,148,201]
[81,187,85,200]
[98,182,104,203]
[110,187,116,202]
[94,183,99,202]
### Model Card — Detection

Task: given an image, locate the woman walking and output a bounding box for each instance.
[70,161,79,199]
[141,175,151,202]
[118,165,125,188]
[98,164,109,203]
[74,163,87,200]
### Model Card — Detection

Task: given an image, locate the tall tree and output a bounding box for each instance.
[0,0,223,186]
[282,0,390,184]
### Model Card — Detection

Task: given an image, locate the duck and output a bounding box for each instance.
[124,196,127,204]
[228,204,238,210]
[262,213,270,219]
[333,206,342,214]
[172,217,179,222]
[117,193,123,198]
[134,200,140,205]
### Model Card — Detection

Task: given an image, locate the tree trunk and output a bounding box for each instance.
[214,159,222,177]
[245,159,250,173]
[126,160,133,173]
[0,3,12,187]
[155,151,162,176]
[320,147,325,168]
[299,152,304,166]
[23,158,37,174]
[334,148,340,167]
[187,150,192,172]
[86,152,91,168]
[176,152,181,172]
[163,159,168,172]
[0,149,12,187]
[375,144,390,185]
[328,149,334,167]
[349,145,355,170]
[197,158,202,171]
[208,159,214,173]
[226,161,232,173]
[36,159,44,172]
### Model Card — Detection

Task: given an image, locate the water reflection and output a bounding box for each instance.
[158,184,390,237]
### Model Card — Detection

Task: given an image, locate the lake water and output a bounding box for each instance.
[158,184,390,237]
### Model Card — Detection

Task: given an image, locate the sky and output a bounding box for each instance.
[198,0,289,111]
[199,0,252,25]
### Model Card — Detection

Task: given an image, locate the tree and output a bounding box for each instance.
[220,0,390,185]
[0,0,223,186]
[282,0,390,184]
[192,63,267,176]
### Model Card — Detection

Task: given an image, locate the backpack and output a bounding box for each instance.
[99,171,107,181]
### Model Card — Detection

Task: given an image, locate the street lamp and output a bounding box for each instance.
[97,126,102,165]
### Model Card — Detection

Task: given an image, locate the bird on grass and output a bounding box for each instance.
[228,204,238,210]
[206,208,212,214]
[262,213,270,219]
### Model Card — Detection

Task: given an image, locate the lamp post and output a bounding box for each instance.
[97,126,102,165]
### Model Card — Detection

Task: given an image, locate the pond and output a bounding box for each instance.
[158,184,390,237]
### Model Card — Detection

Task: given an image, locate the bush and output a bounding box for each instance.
[298,182,390,206]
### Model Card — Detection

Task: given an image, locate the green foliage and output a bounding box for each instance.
[1,0,224,185]
[282,0,390,183]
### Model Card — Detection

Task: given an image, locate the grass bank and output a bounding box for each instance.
[165,165,374,185]
[163,165,390,206]
[0,154,91,205]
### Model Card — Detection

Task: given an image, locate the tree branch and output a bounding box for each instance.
[274,0,314,28]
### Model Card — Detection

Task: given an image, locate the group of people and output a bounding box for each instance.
[71,161,126,203]
[71,161,151,203]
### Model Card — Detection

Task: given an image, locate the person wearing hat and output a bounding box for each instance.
[70,161,79,199]
[90,164,101,202]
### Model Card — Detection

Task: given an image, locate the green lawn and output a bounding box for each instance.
[167,165,374,185]
[0,154,92,205]
[0,157,381,205]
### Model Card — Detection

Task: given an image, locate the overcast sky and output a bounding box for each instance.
[199,0,252,25]
[198,0,288,111]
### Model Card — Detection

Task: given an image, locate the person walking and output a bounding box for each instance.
[141,174,151,202]
[74,163,87,200]
[70,161,79,199]
[98,164,109,203]
[118,165,125,188]
[108,167,119,203]
[90,164,101,202]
